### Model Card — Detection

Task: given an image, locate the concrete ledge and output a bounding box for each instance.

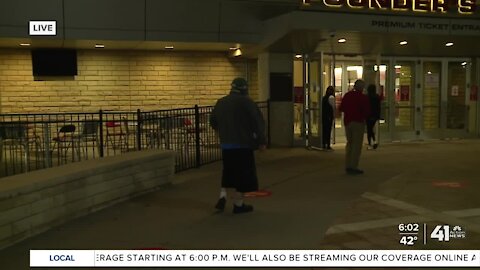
[0,149,175,250]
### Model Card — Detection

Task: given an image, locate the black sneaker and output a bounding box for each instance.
[373,143,378,149]
[346,168,364,175]
[353,168,364,174]
[215,197,226,211]
[233,204,253,214]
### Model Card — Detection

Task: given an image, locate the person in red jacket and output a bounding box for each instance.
[339,79,371,175]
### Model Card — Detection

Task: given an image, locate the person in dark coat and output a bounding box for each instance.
[322,86,335,150]
[366,84,381,150]
[210,77,266,214]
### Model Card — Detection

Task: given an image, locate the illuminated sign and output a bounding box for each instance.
[322,0,477,14]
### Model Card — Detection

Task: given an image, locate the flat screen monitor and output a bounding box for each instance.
[31,49,78,76]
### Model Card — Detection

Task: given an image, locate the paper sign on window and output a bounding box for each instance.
[451,85,459,96]
[294,87,304,103]
[425,74,439,88]
[471,85,478,101]
[400,85,410,101]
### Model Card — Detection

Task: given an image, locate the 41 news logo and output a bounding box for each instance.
[430,225,466,242]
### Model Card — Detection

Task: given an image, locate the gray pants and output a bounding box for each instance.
[345,121,365,169]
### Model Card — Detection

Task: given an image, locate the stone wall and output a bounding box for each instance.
[0,49,259,113]
[0,149,175,250]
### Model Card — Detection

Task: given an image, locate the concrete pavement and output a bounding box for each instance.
[1,139,480,269]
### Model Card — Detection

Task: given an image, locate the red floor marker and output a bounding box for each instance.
[432,181,466,188]
[136,247,169,250]
[244,190,272,198]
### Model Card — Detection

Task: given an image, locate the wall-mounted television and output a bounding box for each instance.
[32,49,78,76]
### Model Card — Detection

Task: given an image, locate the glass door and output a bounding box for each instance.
[422,61,442,138]
[331,60,364,144]
[292,52,328,149]
[420,59,471,139]
[363,57,391,142]
[322,54,340,146]
[306,53,323,149]
[445,60,470,137]
[392,60,418,140]
[336,57,476,141]
[472,58,480,136]
[293,57,305,146]
[333,62,344,142]
[447,61,467,130]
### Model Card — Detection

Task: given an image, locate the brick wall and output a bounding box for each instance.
[0,49,259,113]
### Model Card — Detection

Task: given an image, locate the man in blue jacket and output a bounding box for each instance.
[210,77,266,214]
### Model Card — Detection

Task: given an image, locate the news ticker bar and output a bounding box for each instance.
[30,250,480,267]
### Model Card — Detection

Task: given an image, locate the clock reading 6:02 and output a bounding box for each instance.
[398,223,420,232]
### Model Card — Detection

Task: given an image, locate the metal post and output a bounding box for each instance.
[43,119,52,168]
[376,54,381,143]
[304,54,310,148]
[477,58,480,136]
[44,114,55,168]
[194,105,201,168]
[99,110,104,157]
[332,54,336,145]
[137,109,142,151]
[267,100,271,148]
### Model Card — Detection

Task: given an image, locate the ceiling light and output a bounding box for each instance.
[399,41,408,45]
[295,54,302,59]
[395,65,402,69]
[346,66,362,71]
[95,44,105,48]
[338,38,346,43]
[165,46,174,49]
[427,71,432,74]
[229,47,238,50]
[461,62,467,66]
[374,65,387,72]
[20,43,31,46]
[232,48,242,57]
[445,42,454,47]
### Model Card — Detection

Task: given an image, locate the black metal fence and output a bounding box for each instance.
[0,101,269,178]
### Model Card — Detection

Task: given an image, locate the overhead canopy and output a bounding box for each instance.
[262,10,480,57]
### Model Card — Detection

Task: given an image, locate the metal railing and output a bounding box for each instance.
[0,101,269,178]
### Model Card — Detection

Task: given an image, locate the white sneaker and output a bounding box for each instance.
[367,145,374,150]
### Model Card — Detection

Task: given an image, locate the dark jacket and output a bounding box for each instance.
[368,94,381,120]
[210,92,266,148]
[322,95,334,121]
